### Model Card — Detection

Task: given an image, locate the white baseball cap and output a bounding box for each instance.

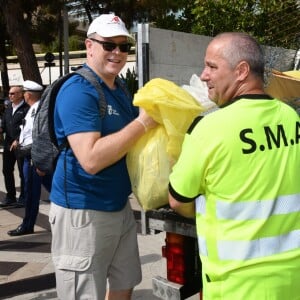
[23,80,43,92]
[87,14,135,43]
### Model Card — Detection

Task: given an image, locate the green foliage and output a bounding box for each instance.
[22,0,65,46]
[120,68,138,98]
[68,0,195,33]
[68,35,86,51]
[192,0,300,49]
[66,0,300,49]
[153,1,195,32]
[2,0,300,62]
[42,35,86,53]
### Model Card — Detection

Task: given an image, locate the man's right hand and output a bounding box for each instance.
[10,140,18,151]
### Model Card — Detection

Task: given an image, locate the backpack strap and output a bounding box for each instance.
[76,67,133,116]
[75,67,107,118]
[47,72,77,148]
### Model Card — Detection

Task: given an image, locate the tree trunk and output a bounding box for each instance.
[0,24,9,97]
[2,0,42,86]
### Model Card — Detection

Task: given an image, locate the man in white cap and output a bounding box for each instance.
[49,14,157,300]
[8,80,52,236]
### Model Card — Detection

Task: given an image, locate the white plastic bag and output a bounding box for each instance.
[181,74,218,113]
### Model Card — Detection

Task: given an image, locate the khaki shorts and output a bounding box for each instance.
[49,201,142,300]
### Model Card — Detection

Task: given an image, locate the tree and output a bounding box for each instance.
[0,15,9,96]
[192,0,300,49]
[1,0,43,85]
[0,0,71,86]
[2,0,299,90]
[67,0,194,32]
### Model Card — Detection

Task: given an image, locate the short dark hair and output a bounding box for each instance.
[214,32,265,80]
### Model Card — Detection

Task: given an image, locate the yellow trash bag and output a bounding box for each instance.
[126,78,204,211]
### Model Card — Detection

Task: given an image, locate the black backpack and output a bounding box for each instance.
[31,67,108,174]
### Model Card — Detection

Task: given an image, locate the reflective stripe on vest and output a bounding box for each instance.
[218,229,300,260]
[196,193,300,259]
[196,195,206,214]
[198,236,208,256]
[217,194,300,220]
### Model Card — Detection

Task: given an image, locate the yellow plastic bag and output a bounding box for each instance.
[127,126,171,211]
[133,78,203,160]
[127,78,204,210]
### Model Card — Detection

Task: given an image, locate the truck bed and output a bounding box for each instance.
[130,195,196,237]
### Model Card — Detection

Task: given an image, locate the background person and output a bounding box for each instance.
[49,14,156,300]
[8,80,52,236]
[0,85,28,207]
[169,32,300,299]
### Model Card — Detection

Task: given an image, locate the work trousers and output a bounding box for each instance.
[21,156,52,231]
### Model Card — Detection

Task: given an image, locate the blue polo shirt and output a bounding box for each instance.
[50,65,138,211]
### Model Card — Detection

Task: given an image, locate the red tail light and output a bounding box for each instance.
[162,232,186,284]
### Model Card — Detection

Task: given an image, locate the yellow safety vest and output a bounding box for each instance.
[170,96,300,299]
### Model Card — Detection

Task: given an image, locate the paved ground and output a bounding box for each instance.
[0,156,199,300]
[0,202,168,300]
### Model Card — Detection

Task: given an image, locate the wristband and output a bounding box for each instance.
[136,118,148,132]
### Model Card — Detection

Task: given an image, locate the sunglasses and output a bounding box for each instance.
[9,91,22,96]
[89,38,132,53]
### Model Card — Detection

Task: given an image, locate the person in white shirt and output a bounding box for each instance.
[8,80,52,236]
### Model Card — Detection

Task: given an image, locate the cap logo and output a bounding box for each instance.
[110,16,121,24]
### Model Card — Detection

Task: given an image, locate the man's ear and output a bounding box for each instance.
[236,60,250,81]
[85,39,93,56]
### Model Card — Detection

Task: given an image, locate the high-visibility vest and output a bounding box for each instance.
[170,97,300,299]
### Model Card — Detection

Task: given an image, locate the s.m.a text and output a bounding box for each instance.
[240,121,300,154]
